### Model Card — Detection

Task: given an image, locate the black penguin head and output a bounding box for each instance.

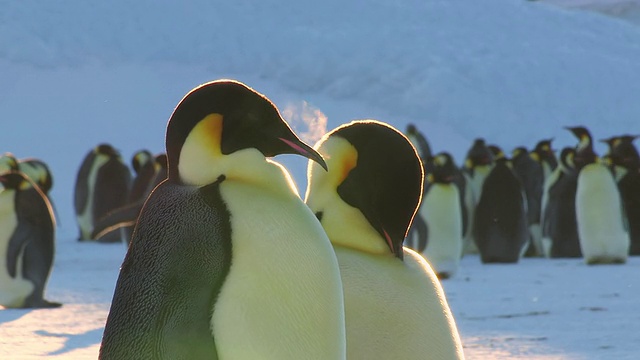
[558,147,577,174]
[531,139,555,162]
[488,145,505,160]
[464,138,494,168]
[306,120,424,260]
[600,135,640,170]
[0,153,19,174]
[131,150,153,174]
[429,153,457,184]
[165,80,326,184]
[0,172,29,191]
[565,126,597,169]
[95,143,120,158]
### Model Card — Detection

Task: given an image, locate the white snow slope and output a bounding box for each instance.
[1,0,640,358]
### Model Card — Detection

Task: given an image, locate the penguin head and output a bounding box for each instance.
[600,135,640,170]
[464,138,494,169]
[306,120,423,260]
[488,145,505,160]
[165,80,326,185]
[0,171,32,191]
[566,126,597,169]
[0,153,19,174]
[95,143,120,158]
[532,139,555,162]
[558,147,577,174]
[131,150,153,174]
[429,152,457,184]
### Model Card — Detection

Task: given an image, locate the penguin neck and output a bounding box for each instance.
[179,146,301,197]
[306,185,394,258]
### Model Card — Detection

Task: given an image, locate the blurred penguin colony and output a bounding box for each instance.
[404,125,639,279]
[0,77,635,358]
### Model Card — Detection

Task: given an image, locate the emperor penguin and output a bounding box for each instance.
[418,152,464,279]
[511,146,545,257]
[92,153,168,244]
[74,143,132,241]
[531,139,558,180]
[100,80,346,360]
[568,126,629,264]
[461,138,494,254]
[473,149,529,263]
[601,135,640,255]
[540,147,582,258]
[0,171,60,308]
[128,149,155,204]
[305,120,465,360]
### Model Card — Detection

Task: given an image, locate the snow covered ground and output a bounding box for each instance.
[2,0,640,358]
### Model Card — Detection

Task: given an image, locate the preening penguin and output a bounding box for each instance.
[0,172,59,308]
[74,144,131,241]
[473,150,529,263]
[305,120,464,360]
[568,126,629,264]
[540,148,582,258]
[0,154,53,195]
[415,152,464,279]
[601,135,640,255]
[100,80,346,360]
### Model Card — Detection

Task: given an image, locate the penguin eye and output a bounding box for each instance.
[315,211,324,221]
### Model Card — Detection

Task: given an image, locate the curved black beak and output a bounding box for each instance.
[279,137,328,171]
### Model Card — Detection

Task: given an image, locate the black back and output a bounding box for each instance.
[473,159,528,263]
[511,147,544,226]
[542,148,582,258]
[100,179,231,359]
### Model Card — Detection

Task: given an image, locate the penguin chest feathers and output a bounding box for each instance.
[203,160,345,359]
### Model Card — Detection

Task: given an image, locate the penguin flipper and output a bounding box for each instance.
[7,225,31,279]
[100,181,228,359]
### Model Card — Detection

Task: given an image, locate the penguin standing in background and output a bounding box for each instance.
[461,138,494,254]
[92,153,168,244]
[531,139,558,180]
[100,80,346,359]
[418,152,464,279]
[128,150,155,204]
[473,148,528,263]
[601,135,640,255]
[0,171,60,308]
[74,144,131,241]
[568,126,629,264]
[541,148,582,258]
[511,146,545,257]
[305,120,464,360]
[404,123,433,250]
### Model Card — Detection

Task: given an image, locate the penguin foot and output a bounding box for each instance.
[437,272,452,280]
[23,299,63,309]
[585,257,627,265]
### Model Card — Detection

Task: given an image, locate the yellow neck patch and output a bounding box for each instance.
[179,114,224,185]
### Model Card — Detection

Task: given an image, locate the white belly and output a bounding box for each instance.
[212,181,346,359]
[576,163,629,263]
[336,246,464,360]
[421,184,463,277]
[0,190,34,308]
